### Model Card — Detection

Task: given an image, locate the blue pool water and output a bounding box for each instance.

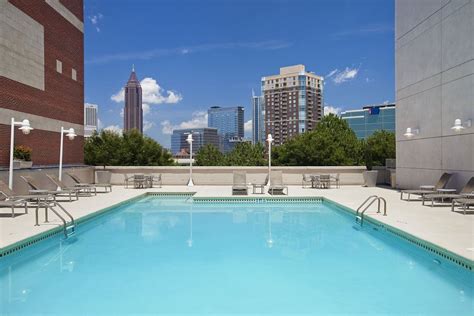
[0,196,473,315]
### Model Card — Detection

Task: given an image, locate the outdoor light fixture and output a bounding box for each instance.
[403,127,419,138]
[186,132,199,187]
[267,134,274,186]
[58,127,77,181]
[451,118,472,132]
[9,118,34,189]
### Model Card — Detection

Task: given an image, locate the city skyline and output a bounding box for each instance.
[84,0,395,147]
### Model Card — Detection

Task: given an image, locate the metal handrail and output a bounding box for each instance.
[356,196,388,226]
[36,200,75,237]
[356,195,379,216]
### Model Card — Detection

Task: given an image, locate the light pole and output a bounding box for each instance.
[266,133,273,186]
[186,133,197,187]
[9,118,33,189]
[58,127,77,181]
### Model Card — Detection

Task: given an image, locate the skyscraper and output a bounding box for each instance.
[208,106,244,152]
[262,65,323,146]
[84,103,98,137]
[171,128,219,156]
[123,66,143,133]
[251,92,265,144]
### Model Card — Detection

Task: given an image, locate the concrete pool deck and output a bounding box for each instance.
[1,185,473,264]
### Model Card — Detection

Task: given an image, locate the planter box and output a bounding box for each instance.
[96,170,111,184]
[363,170,378,187]
[13,160,33,169]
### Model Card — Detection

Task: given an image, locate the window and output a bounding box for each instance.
[56,60,62,73]
[71,68,77,81]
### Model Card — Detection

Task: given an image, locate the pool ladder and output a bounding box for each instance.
[36,200,76,238]
[355,195,387,226]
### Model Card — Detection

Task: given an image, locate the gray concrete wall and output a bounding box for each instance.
[395,0,474,189]
[0,166,94,195]
[97,166,366,186]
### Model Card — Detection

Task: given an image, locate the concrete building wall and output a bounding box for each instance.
[395,0,473,189]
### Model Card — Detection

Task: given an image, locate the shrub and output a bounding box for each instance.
[14,145,32,161]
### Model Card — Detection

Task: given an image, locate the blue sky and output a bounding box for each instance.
[84,0,395,148]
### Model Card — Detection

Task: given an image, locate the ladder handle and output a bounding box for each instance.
[356,195,379,215]
[47,206,68,237]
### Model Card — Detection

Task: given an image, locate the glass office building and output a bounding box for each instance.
[208,106,244,153]
[170,128,219,156]
[340,103,395,139]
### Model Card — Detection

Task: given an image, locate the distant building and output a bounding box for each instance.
[208,106,244,152]
[252,92,265,144]
[262,64,323,146]
[340,103,395,139]
[123,66,143,133]
[84,103,98,137]
[170,128,219,156]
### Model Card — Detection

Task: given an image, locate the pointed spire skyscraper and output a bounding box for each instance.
[123,66,143,133]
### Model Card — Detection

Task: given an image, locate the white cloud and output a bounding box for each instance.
[103,125,122,135]
[160,111,208,135]
[111,77,182,105]
[244,120,252,132]
[97,118,103,129]
[143,120,154,132]
[142,103,150,116]
[324,105,342,116]
[88,13,103,32]
[119,108,124,118]
[331,67,359,84]
[326,69,338,78]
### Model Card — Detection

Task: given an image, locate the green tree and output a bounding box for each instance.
[225,142,267,166]
[195,144,225,166]
[272,114,362,166]
[84,129,174,166]
[364,130,395,167]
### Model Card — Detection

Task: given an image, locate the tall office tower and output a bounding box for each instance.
[262,65,323,146]
[171,128,220,156]
[341,103,395,139]
[252,92,265,144]
[208,106,244,153]
[0,0,84,166]
[84,103,98,137]
[123,67,143,133]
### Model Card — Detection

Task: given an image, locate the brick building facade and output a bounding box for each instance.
[0,0,84,166]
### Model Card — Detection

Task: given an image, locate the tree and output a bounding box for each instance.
[195,144,225,166]
[225,142,267,166]
[272,114,362,166]
[364,130,395,167]
[84,129,174,166]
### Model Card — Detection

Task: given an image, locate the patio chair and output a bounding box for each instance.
[151,173,162,188]
[423,177,474,207]
[302,174,313,188]
[232,171,248,195]
[331,173,340,188]
[319,174,331,189]
[67,172,112,193]
[133,174,147,189]
[46,174,96,196]
[400,173,453,201]
[269,171,288,195]
[451,198,474,215]
[251,175,268,194]
[124,173,134,188]
[0,180,53,217]
[21,175,78,202]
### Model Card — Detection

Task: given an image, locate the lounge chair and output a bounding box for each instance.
[451,198,474,215]
[0,180,53,217]
[423,177,474,207]
[21,175,78,202]
[400,173,453,201]
[232,171,248,195]
[67,172,112,193]
[269,171,288,195]
[302,174,313,188]
[251,175,268,194]
[46,174,96,196]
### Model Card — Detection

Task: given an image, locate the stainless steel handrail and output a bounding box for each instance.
[356,196,388,226]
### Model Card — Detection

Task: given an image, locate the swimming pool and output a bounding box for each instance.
[1,196,473,315]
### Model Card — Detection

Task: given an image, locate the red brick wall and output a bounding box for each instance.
[0,124,84,166]
[0,0,84,166]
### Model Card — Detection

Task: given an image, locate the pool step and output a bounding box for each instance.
[65,224,76,238]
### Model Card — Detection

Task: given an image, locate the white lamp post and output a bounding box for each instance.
[403,127,419,139]
[58,127,77,181]
[186,133,195,187]
[266,134,273,186]
[9,118,33,189]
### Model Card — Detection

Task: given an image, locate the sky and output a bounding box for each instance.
[84,0,395,148]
